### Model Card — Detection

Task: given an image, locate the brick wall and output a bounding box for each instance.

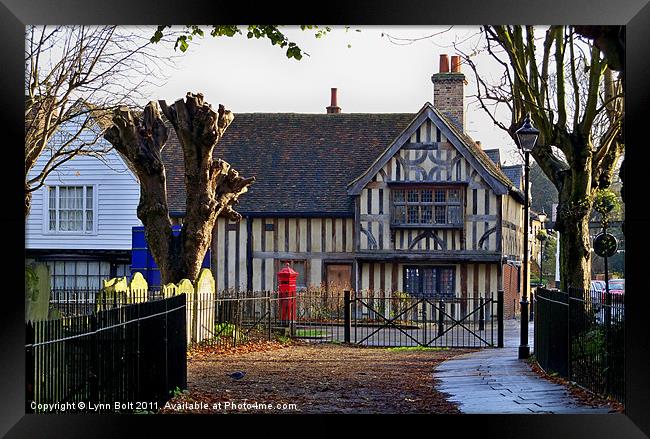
[431,72,465,130]
[503,263,520,319]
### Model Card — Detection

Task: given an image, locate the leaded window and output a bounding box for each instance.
[403,266,456,299]
[391,186,464,226]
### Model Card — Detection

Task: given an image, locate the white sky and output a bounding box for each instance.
[145,26,520,163]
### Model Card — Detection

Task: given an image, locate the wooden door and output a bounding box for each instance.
[326,264,352,292]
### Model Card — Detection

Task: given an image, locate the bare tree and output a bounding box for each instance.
[458,26,624,290]
[25,25,174,216]
[104,93,254,284]
[382,26,624,290]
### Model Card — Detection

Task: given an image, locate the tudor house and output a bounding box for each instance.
[163,54,526,304]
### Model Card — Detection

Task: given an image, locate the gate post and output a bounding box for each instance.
[497,290,504,348]
[266,294,272,341]
[479,297,485,331]
[344,290,351,344]
[437,300,444,336]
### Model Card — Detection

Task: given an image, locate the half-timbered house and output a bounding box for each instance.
[163,54,525,304]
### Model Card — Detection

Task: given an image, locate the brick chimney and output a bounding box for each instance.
[431,54,466,130]
[326,88,341,114]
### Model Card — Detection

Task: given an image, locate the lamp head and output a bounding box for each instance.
[516,113,539,152]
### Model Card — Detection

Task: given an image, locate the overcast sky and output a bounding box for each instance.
[146,26,520,164]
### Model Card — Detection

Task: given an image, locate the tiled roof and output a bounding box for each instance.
[483,148,501,167]
[162,113,414,215]
[501,165,523,191]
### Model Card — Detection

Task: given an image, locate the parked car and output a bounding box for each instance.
[595,279,624,324]
[590,280,605,307]
[602,279,624,303]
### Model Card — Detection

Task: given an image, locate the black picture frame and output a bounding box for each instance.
[3,0,649,437]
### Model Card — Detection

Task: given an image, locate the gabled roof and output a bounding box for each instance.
[348,103,524,202]
[162,113,414,215]
[483,148,501,167]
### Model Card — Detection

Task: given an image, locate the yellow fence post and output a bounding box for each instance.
[176,279,195,345]
[128,272,148,304]
[100,277,129,311]
[194,269,216,345]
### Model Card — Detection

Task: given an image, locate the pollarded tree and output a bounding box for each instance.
[460,26,624,291]
[104,93,254,284]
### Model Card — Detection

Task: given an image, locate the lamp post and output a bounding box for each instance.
[515,113,539,360]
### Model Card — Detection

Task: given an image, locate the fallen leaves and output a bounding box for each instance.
[526,359,625,413]
[162,343,472,414]
[187,339,297,361]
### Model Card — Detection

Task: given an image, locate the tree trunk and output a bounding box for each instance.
[553,149,593,292]
[104,102,178,283]
[557,214,591,291]
[104,93,254,285]
[159,93,254,284]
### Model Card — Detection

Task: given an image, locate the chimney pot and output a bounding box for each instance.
[476,140,482,149]
[439,54,450,73]
[451,55,461,73]
[326,87,341,114]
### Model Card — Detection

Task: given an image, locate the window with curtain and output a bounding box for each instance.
[48,186,95,233]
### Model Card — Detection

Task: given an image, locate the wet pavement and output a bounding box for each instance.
[433,318,614,414]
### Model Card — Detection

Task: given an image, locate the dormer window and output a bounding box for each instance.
[390,185,464,228]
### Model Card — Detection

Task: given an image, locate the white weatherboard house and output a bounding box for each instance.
[25,109,141,289]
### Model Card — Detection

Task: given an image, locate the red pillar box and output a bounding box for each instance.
[277,263,298,323]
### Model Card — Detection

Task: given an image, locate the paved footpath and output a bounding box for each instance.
[433,318,613,414]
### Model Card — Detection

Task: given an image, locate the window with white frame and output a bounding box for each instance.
[45,260,131,290]
[48,186,95,233]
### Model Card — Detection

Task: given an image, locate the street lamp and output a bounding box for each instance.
[515,113,539,360]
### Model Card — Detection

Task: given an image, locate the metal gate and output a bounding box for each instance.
[294,290,504,348]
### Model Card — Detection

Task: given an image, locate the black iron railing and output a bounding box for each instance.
[26,294,186,413]
[534,286,625,404]
[49,287,163,316]
[188,289,504,349]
